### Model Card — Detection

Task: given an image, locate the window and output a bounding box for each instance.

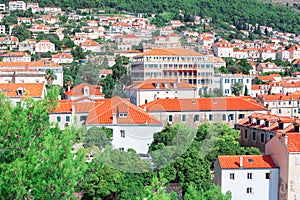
[278,109,281,114]
[260,133,265,143]
[145,100,148,104]
[168,115,173,122]
[295,194,300,200]
[80,115,87,121]
[245,129,248,139]
[194,114,200,122]
[56,116,61,122]
[238,114,245,119]
[209,114,213,121]
[247,173,252,179]
[225,89,230,94]
[119,112,128,118]
[119,147,124,151]
[230,173,235,180]
[225,79,230,83]
[229,114,234,121]
[298,108,300,114]
[222,114,227,121]
[182,115,186,122]
[54,75,57,80]
[266,173,271,179]
[252,131,256,141]
[295,156,300,165]
[246,187,253,194]
[120,130,125,138]
[289,101,292,105]
[66,116,70,122]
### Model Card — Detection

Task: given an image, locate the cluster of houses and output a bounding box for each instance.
[1,1,300,199]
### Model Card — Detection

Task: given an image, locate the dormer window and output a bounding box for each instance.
[83,86,89,96]
[295,124,299,132]
[265,120,269,127]
[256,118,260,125]
[17,87,25,96]
[119,112,128,118]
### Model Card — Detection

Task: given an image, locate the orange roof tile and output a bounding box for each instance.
[128,79,196,90]
[86,96,162,125]
[141,97,266,112]
[65,83,103,97]
[52,53,73,59]
[137,48,203,57]
[0,83,44,98]
[217,155,277,169]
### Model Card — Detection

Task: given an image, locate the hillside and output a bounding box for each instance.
[3,0,300,33]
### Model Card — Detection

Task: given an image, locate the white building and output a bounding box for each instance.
[212,42,234,57]
[85,96,163,154]
[266,132,300,200]
[213,73,252,96]
[214,155,279,200]
[125,78,198,106]
[9,1,26,11]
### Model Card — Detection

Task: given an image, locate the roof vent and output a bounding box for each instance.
[248,158,253,163]
[192,100,196,104]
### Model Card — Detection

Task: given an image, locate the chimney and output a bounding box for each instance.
[112,113,117,124]
[240,156,243,168]
[72,102,75,119]
[282,133,288,146]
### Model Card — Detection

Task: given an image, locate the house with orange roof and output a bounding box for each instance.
[1,51,31,62]
[18,39,36,53]
[0,59,63,86]
[257,62,282,74]
[250,84,270,97]
[0,36,19,50]
[169,20,184,28]
[235,112,296,152]
[110,22,132,34]
[276,49,290,62]
[259,48,276,60]
[213,57,226,69]
[265,132,300,200]
[256,93,300,117]
[214,155,279,200]
[140,97,267,128]
[85,96,163,154]
[0,83,46,106]
[52,53,73,64]
[80,39,102,52]
[35,40,55,53]
[26,2,39,13]
[287,46,300,61]
[86,20,99,27]
[65,83,104,100]
[115,34,142,50]
[125,78,197,106]
[212,42,234,57]
[28,24,50,34]
[9,1,26,11]
[131,48,215,95]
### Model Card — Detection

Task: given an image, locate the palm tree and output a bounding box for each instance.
[45,69,55,85]
[64,75,74,92]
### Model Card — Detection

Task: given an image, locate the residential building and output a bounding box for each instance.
[99,69,113,79]
[35,40,55,53]
[257,62,282,74]
[0,83,46,106]
[250,84,271,97]
[125,78,197,106]
[0,25,5,35]
[28,24,50,34]
[65,83,104,100]
[287,46,300,61]
[0,36,19,50]
[213,73,252,96]
[214,155,279,200]
[266,132,300,200]
[115,34,142,50]
[1,52,31,62]
[276,50,290,62]
[259,48,276,60]
[85,96,163,154]
[18,39,36,53]
[80,39,103,52]
[9,1,26,11]
[0,59,63,86]
[212,42,234,57]
[26,2,39,13]
[0,69,46,84]
[256,93,300,117]
[52,53,73,64]
[0,4,5,11]
[131,48,215,95]
[236,112,294,152]
[140,97,267,128]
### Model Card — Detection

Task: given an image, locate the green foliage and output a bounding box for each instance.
[71,46,87,60]
[74,61,100,85]
[0,94,87,199]
[45,69,55,85]
[111,55,128,81]
[83,126,113,150]
[184,184,231,200]
[231,82,244,96]
[12,25,32,42]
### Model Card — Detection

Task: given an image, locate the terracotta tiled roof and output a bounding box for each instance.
[258,75,276,82]
[80,39,100,47]
[137,48,204,57]
[284,133,300,152]
[2,52,30,57]
[52,100,72,113]
[99,69,113,74]
[65,83,103,97]
[0,59,61,68]
[52,53,73,59]
[258,93,300,101]
[0,83,44,97]
[122,34,139,39]
[141,97,266,112]
[217,155,278,169]
[128,79,196,90]
[86,96,162,125]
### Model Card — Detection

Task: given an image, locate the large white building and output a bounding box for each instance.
[213,73,252,96]
[125,78,197,106]
[9,1,26,11]
[131,48,215,95]
[214,155,279,200]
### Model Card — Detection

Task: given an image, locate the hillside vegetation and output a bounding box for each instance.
[2,0,300,33]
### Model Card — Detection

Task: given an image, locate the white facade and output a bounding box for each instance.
[214,165,279,200]
[214,74,252,96]
[35,40,55,53]
[9,1,26,11]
